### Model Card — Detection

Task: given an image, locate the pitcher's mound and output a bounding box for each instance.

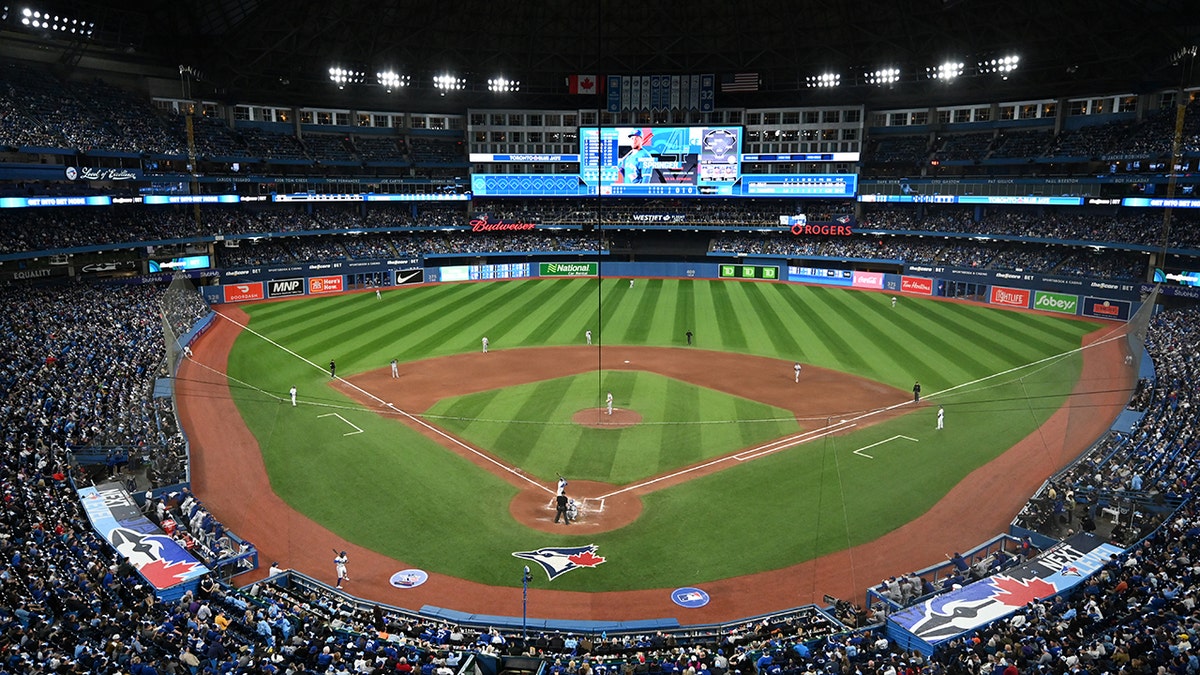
[573,408,642,428]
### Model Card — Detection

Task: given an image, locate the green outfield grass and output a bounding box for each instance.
[425,370,800,485]
[225,278,1103,590]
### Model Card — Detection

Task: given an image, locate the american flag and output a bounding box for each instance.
[720,73,759,92]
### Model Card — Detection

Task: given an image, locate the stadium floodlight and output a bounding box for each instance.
[978,54,1020,78]
[328,66,366,89]
[864,67,900,85]
[19,6,94,37]
[805,72,841,88]
[433,74,466,90]
[377,70,409,91]
[488,76,520,93]
[927,61,964,80]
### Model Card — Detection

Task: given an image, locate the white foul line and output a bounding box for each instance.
[852,434,919,459]
[317,413,364,436]
[214,310,551,494]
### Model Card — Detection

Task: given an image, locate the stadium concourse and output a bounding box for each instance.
[2,277,1200,673]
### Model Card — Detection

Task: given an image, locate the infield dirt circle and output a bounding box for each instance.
[177,305,1131,623]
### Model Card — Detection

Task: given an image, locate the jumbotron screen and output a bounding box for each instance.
[580,126,742,197]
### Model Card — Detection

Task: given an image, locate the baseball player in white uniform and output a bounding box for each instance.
[606,391,614,416]
[891,296,897,308]
[289,386,297,406]
[334,550,349,588]
[794,362,802,383]
[585,329,592,345]
[482,336,489,353]
[937,406,944,430]
[556,476,568,496]
[390,359,399,378]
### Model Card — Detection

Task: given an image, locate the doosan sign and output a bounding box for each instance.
[1033,291,1078,315]
[540,262,597,277]
[990,286,1030,308]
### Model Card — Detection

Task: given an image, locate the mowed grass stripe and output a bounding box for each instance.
[402,281,543,357]
[783,287,871,372]
[598,279,641,339]
[661,376,704,471]
[904,300,1057,367]
[608,372,665,481]
[738,281,805,358]
[671,279,697,347]
[620,278,667,343]
[706,281,749,349]
[486,279,588,347]
[839,290,988,385]
[335,283,493,362]
[488,376,574,465]
[512,278,600,345]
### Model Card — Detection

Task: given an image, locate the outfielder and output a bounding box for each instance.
[606,391,614,416]
[937,406,944,430]
[289,386,297,407]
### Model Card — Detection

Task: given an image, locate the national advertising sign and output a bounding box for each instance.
[1033,290,1079,315]
[539,262,598,277]
[78,483,209,590]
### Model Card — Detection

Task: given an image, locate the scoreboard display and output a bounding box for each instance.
[580,126,742,197]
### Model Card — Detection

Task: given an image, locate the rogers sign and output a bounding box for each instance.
[223,282,264,303]
[990,286,1030,308]
[308,275,344,294]
[901,276,933,295]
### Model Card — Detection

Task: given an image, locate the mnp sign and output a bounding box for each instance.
[540,262,597,277]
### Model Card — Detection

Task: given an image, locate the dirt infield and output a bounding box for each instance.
[176,306,1133,624]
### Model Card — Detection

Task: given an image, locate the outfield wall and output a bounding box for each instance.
[199,256,1139,321]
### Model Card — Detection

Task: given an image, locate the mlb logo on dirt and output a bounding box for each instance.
[671,587,710,608]
[389,569,429,589]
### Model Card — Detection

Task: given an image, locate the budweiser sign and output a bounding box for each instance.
[469,217,538,232]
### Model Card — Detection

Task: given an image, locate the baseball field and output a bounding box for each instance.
[199,276,1117,590]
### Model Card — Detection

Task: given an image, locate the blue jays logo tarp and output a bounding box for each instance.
[889,533,1122,646]
[78,483,209,590]
[512,544,607,580]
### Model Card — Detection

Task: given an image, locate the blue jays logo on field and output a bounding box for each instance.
[512,544,606,581]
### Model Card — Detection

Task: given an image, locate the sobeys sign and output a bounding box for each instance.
[1033,290,1078,314]
[540,262,598,277]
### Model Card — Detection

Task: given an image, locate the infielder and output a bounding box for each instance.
[585,329,592,345]
[482,336,489,353]
[606,391,614,416]
[794,362,802,383]
[390,359,399,378]
[289,386,297,407]
[334,550,349,588]
[937,406,944,430]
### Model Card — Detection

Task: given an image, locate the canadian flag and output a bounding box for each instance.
[567,74,598,95]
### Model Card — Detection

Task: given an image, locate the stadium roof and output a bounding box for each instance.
[8,0,1200,110]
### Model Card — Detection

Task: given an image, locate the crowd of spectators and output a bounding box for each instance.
[4,280,1200,674]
